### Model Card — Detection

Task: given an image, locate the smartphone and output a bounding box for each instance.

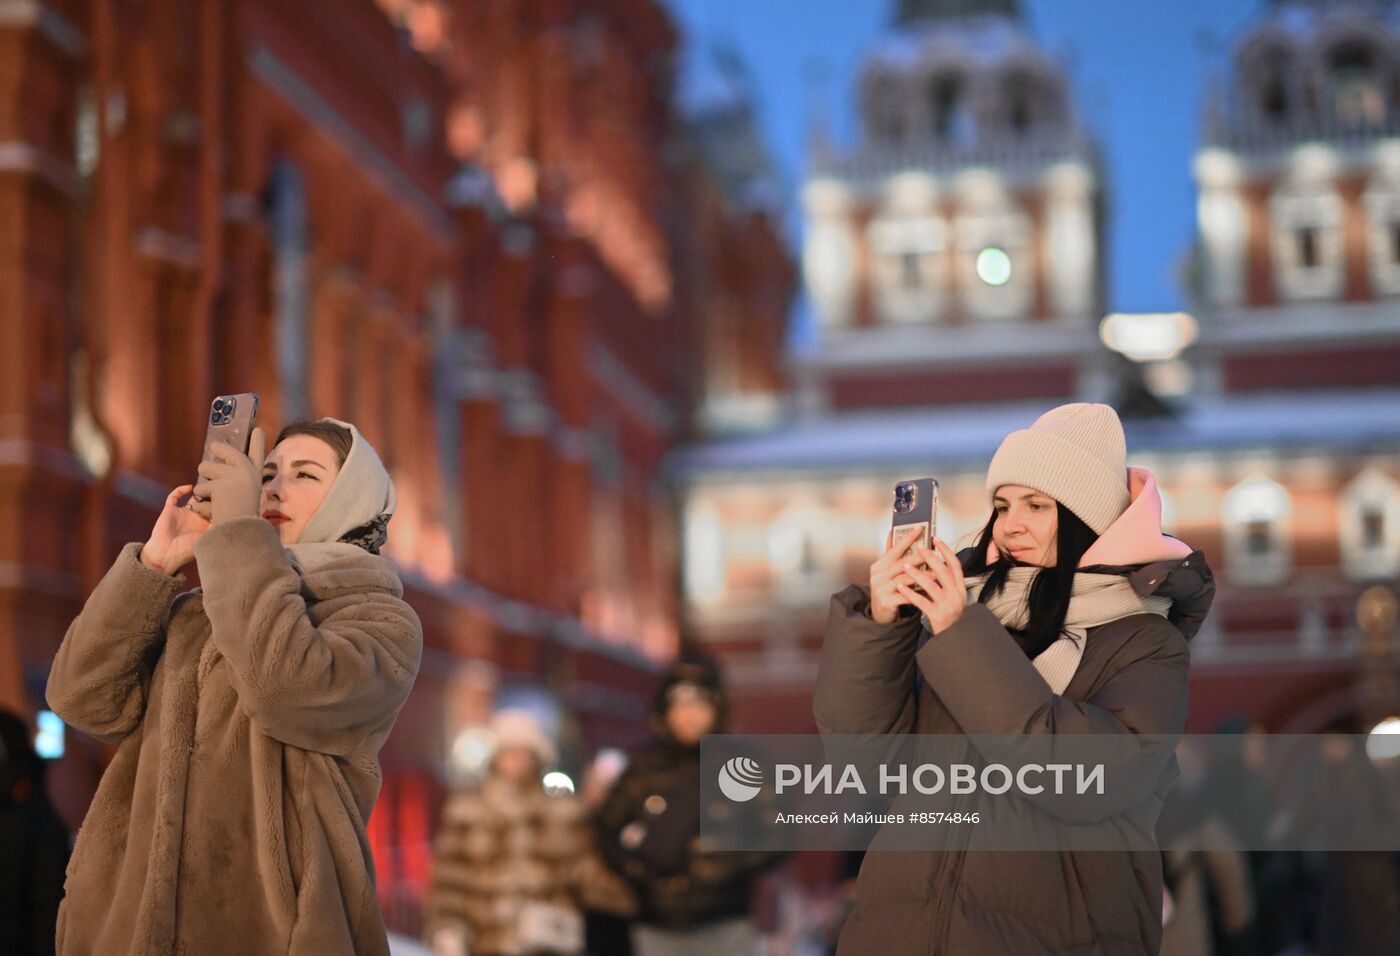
[192,393,258,502]
[891,478,939,592]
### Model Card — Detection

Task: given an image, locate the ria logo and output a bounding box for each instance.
[717,756,764,802]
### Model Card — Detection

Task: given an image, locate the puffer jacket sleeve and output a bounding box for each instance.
[193,515,422,756]
[917,604,1189,822]
[45,542,183,745]
[593,758,649,885]
[813,584,923,735]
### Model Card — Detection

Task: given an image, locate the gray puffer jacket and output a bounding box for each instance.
[815,551,1214,956]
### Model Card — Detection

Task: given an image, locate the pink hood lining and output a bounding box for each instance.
[982,467,1190,568]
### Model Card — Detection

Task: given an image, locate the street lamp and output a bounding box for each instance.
[1356,584,1400,760]
[1097,311,1201,412]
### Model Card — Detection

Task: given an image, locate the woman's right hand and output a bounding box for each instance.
[868,526,923,624]
[140,484,212,576]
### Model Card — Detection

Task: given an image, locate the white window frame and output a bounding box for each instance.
[1340,467,1400,580]
[868,214,948,324]
[1223,476,1292,586]
[1269,184,1344,302]
[768,505,844,606]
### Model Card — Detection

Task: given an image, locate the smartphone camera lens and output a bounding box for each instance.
[894,483,917,514]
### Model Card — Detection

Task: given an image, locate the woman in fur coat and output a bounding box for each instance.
[424,710,634,956]
[47,418,423,955]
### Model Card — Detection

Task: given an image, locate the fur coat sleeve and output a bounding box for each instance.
[45,542,184,746]
[193,516,421,757]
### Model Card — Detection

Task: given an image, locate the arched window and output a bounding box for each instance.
[1340,468,1400,580]
[1256,47,1293,123]
[1270,153,1344,301]
[268,160,309,420]
[1223,476,1292,586]
[867,173,946,324]
[1326,40,1386,128]
[930,73,975,146]
[769,505,843,605]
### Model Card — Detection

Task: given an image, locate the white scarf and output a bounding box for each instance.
[961,568,1171,694]
[284,418,396,574]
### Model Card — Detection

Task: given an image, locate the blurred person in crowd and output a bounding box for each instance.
[1262,730,1400,956]
[1204,714,1274,954]
[1158,738,1254,956]
[1207,715,1273,851]
[578,748,637,956]
[46,419,422,955]
[816,404,1215,954]
[0,709,70,956]
[820,852,863,956]
[426,709,617,956]
[595,654,784,956]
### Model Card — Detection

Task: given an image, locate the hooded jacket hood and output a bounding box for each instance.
[975,467,1214,642]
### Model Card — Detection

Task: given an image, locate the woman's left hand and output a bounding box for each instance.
[895,538,967,634]
[194,427,266,525]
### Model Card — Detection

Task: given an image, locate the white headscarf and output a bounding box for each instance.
[284,418,396,573]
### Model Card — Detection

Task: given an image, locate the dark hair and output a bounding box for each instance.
[275,420,353,468]
[962,501,1099,660]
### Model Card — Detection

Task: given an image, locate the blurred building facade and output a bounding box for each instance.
[679,0,1400,739]
[0,0,792,934]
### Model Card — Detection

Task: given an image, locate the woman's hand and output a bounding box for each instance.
[868,526,926,624]
[894,538,968,634]
[140,484,212,576]
[193,428,266,525]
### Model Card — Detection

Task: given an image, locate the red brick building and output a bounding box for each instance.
[0,0,792,932]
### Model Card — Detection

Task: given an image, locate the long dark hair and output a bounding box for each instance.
[962,501,1099,659]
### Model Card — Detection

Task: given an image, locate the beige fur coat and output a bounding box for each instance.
[46,516,423,955]
[425,777,637,955]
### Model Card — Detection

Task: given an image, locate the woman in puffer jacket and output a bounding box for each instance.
[816,403,1215,955]
[47,418,422,955]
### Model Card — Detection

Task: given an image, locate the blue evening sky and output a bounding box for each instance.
[664,0,1264,328]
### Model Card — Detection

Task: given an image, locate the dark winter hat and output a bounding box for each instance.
[652,653,727,724]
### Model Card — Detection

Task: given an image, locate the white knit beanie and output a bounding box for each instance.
[985,403,1130,535]
[489,709,556,768]
[294,417,396,546]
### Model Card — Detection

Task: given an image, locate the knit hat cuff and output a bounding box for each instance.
[986,428,1130,535]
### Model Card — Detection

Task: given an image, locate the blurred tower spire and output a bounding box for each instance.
[893,0,1021,28]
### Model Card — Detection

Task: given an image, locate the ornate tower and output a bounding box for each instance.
[1193,0,1400,392]
[799,0,1105,409]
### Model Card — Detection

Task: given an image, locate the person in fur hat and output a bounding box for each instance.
[47,419,422,955]
[425,709,631,956]
[816,402,1216,955]
[595,654,783,956]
